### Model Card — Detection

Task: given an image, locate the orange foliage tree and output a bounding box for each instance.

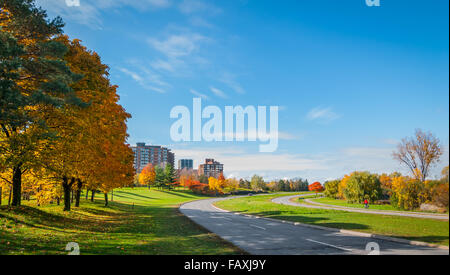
[309,182,324,196]
[139,164,156,188]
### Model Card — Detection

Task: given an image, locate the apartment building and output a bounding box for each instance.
[131,143,175,173]
[198,159,224,178]
[178,159,194,170]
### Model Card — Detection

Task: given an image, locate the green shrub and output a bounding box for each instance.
[343,171,381,204]
[324,180,340,199]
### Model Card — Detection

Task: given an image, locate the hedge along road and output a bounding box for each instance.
[272,195,449,221]
[179,194,449,255]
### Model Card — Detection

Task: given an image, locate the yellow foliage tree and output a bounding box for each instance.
[224,178,239,193]
[139,164,156,188]
[391,176,429,210]
[338,174,351,199]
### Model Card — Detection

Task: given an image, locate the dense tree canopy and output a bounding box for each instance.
[0,0,134,210]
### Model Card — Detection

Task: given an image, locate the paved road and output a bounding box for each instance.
[180,196,449,255]
[272,195,449,220]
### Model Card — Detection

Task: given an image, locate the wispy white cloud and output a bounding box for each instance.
[218,72,246,94]
[148,34,207,58]
[147,32,210,77]
[189,16,215,28]
[233,131,298,141]
[171,143,449,182]
[190,89,209,100]
[35,0,172,29]
[150,59,178,73]
[178,0,221,15]
[306,107,340,123]
[96,0,171,9]
[173,147,326,173]
[118,65,170,93]
[210,87,228,98]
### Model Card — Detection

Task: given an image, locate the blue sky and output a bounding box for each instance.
[37,0,449,182]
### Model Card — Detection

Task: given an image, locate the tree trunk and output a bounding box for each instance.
[104,193,108,207]
[56,196,60,206]
[62,177,74,212]
[0,187,2,206]
[75,179,82,207]
[111,189,114,202]
[85,189,89,200]
[91,190,95,202]
[11,165,22,206]
[8,188,12,207]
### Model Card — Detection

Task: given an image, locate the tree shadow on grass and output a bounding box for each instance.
[159,190,195,199]
[114,191,155,201]
[0,204,129,233]
[0,200,245,255]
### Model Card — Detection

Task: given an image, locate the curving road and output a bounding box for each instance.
[180,195,449,255]
[272,195,449,220]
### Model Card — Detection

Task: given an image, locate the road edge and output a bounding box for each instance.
[177,199,250,255]
[211,199,450,251]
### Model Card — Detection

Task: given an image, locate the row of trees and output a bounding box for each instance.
[0,0,134,211]
[267,178,310,192]
[324,168,449,210]
[323,130,448,211]
[135,164,313,196]
[138,163,177,190]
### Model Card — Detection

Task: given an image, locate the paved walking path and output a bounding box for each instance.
[272,195,449,220]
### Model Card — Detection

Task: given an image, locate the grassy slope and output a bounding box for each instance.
[0,188,242,255]
[215,194,449,246]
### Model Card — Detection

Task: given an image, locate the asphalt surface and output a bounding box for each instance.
[180,195,449,255]
[272,195,450,220]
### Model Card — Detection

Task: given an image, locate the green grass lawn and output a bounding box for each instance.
[215,194,450,246]
[308,197,401,211]
[308,197,448,213]
[0,187,243,255]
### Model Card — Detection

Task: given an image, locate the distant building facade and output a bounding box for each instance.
[131,143,175,173]
[198,159,224,178]
[178,159,194,170]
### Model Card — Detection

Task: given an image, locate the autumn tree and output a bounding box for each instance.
[338,174,351,200]
[324,180,339,199]
[0,1,83,206]
[139,163,156,188]
[393,129,443,182]
[308,182,324,197]
[441,166,449,184]
[35,36,134,210]
[391,176,428,210]
[250,175,266,192]
[343,172,381,204]
[208,177,220,194]
[224,178,239,193]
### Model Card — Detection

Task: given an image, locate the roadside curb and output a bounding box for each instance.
[211,200,450,251]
